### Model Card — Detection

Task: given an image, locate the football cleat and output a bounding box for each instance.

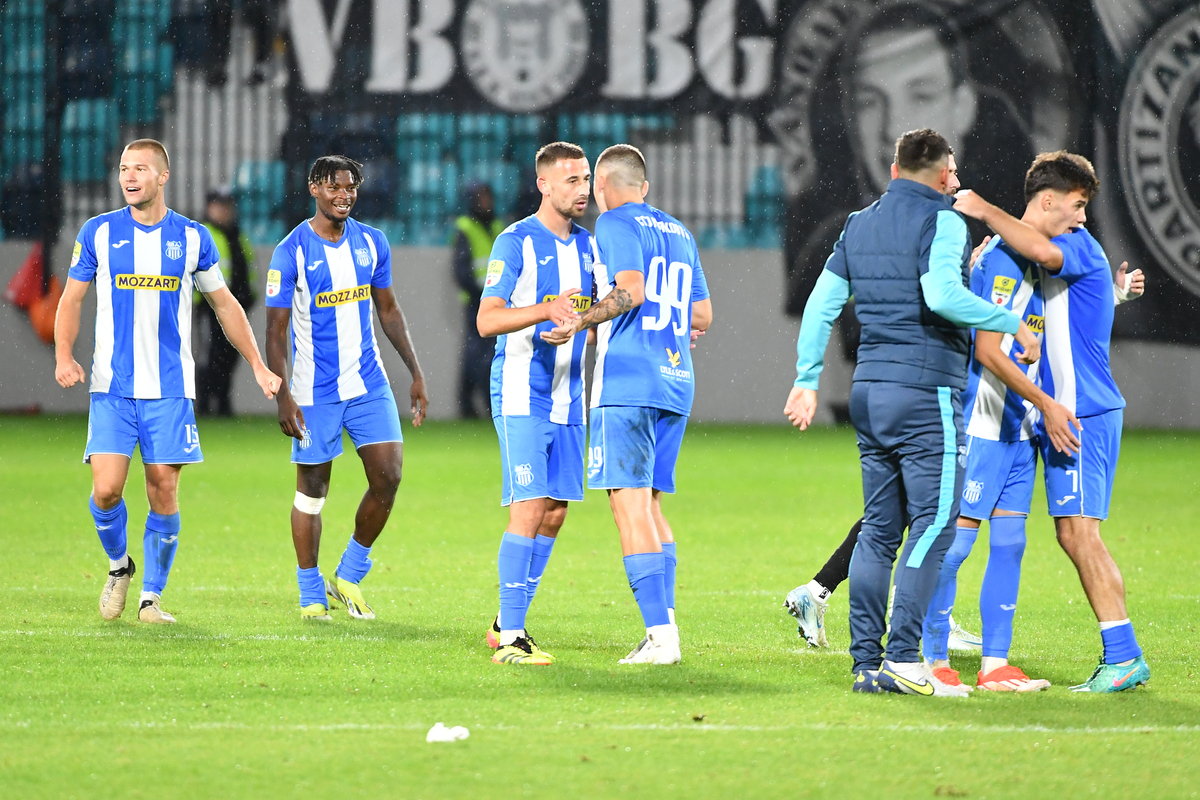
[930,665,974,692]
[877,660,970,698]
[486,616,501,648]
[99,556,136,620]
[618,626,681,665]
[327,576,374,620]
[947,616,984,651]
[976,665,1051,692]
[300,603,333,621]
[492,636,553,666]
[138,597,176,624]
[784,585,828,647]
[852,669,885,693]
[1069,656,1150,693]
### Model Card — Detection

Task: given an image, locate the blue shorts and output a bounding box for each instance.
[1041,408,1122,520]
[959,436,1038,519]
[494,415,585,505]
[587,406,688,493]
[85,393,203,465]
[293,384,403,465]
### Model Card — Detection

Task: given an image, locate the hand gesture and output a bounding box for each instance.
[253,364,282,400]
[277,392,306,441]
[1041,399,1081,455]
[546,288,582,328]
[1013,321,1041,365]
[55,358,86,389]
[970,235,992,271]
[539,321,581,347]
[690,329,706,350]
[410,377,428,427]
[1116,262,1144,297]
[784,387,818,430]
[953,189,990,221]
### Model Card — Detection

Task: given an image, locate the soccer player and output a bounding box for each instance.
[265,155,428,622]
[542,144,713,666]
[476,142,597,666]
[54,138,281,624]
[953,152,1151,692]
[785,129,1041,697]
[784,154,984,653]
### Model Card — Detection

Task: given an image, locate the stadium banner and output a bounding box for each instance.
[283,0,1200,343]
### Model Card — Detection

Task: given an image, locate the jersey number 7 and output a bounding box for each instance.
[642,257,693,335]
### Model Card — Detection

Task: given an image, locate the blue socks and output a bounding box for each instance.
[921,525,978,661]
[979,515,1027,659]
[662,542,677,612]
[526,534,556,604]
[90,497,128,561]
[141,511,181,595]
[336,535,373,584]
[297,566,326,608]
[624,552,670,628]
[1101,620,1143,664]
[497,532,534,631]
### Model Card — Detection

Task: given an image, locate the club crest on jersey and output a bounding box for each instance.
[581,252,594,273]
[963,480,984,505]
[115,274,180,291]
[166,240,183,260]
[315,284,371,308]
[355,247,371,267]
[514,463,534,487]
[991,276,1016,305]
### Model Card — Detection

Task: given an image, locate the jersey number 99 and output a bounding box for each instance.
[642,257,693,335]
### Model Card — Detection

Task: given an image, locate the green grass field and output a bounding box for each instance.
[1,416,1198,798]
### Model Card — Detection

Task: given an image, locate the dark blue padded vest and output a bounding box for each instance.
[843,179,972,389]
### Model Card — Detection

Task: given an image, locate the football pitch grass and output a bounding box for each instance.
[1,416,1198,798]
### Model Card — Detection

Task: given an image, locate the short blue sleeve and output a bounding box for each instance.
[196,225,220,272]
[265,239,298,308]
[1052,229,1101,284]
[596,212,645,277]
[691,254,710,302]
[480,231,524,302]
[68,220,99,282]
[370,230,393,289]
[973,241,1024,312]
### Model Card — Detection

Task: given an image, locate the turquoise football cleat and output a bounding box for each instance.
[1069,656,1150,693]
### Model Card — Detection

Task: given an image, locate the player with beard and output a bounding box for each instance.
[265,155,429,621]
[478,143,598,665]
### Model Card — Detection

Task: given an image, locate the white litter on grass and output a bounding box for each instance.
[426,722,469,742]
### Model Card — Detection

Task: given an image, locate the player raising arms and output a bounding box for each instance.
[265,155,428,622]
[55,139,281,624]
[477,142,596,666]
[954,152,1150,692]
[543,144,713,666]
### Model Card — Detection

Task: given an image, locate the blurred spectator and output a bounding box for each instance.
[452,183,504,418]
[196,188,256,416]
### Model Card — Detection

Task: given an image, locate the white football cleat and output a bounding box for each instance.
[99,556,136,620]
[877,659,970,698]
[138,596,176,624]
[784,585,828,647]
[947,616,984,651]
[619,625,681,665]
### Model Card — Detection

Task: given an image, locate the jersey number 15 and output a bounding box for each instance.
[642,257,693,335]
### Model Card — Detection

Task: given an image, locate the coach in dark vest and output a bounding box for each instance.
[783,129,1040,696]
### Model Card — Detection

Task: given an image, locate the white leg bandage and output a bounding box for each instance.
[294,492,326,515]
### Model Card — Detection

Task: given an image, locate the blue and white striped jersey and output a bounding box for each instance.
[68,207,225,399]
[481,215,597,424]
[962,237,1045,442]
[591,202,710,416]
[265,219,393,406]
[1039,227,1125,417]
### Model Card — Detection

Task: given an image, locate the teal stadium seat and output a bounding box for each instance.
[61,99,119,182]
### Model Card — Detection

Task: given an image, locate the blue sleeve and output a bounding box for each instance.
[919,210,1020,334]
[1051,230,1098,284]
[264,240,297,308]
[596,212,645,277]
[196,226,220,272]
[691,249,710,302]
[371,230,393,288]
[794,268,851,389]
[68,221,98,282]
[480,232,523,303]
